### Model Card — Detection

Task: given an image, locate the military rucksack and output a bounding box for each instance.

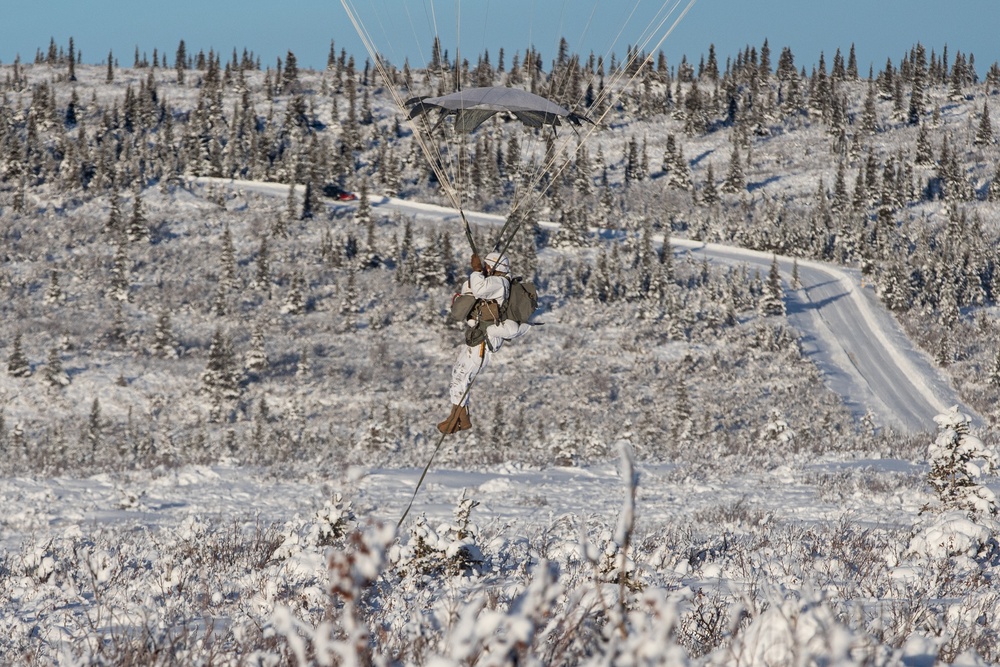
[500,277,539,324]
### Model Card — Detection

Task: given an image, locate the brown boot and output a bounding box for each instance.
[456,404,472,431]
[437,404,461,434]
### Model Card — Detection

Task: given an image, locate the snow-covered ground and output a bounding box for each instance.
[4,443,999,664]
[3,45,1000,664]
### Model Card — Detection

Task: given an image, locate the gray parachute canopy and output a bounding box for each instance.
[406,86,592,133]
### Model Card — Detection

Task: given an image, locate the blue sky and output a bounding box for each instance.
[2,1,998,76]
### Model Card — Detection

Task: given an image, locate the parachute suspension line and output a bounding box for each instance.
[341,0,470,230]
[591,0,699,126]
[343,0,485,255]
[397,349,486,529]
[504,0,698,231]
[344,0,697,255]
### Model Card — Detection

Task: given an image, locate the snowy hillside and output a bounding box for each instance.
[1,37,1000,664]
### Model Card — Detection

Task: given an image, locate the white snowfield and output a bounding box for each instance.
[191,176,977,435]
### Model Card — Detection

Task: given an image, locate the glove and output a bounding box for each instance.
[471,254,483,272]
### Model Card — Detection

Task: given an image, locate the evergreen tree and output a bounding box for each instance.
[272,185,292,238]
[908,51,926,125]
[106,188,123,235]
[846,43,859,80]
[301,181,315,220]
[282,50,300,92]
[340,266,361,315]
[85,398,103,461]
[127,187,148,242]
[150,310,177,358]
[662,134,692,190]
[915,122,934,165]
[925,407,998,517]
[68,36,77,81]
[987,347,1000,390]
[43,347,70,388]
[44,269,64,304]
[860,81,879,133]
[353,178,372,234]
[109,300,128,345]
[7,333,32,377]
[974,101,994,146]
[759,255,785,315]
[176,39,187,84]
[701,163,719,206]
[251,235,271,295]
[670,373,692,445]
[244,323,269,375]
[281,272,306,315]
[200,328,241,401]
[108,236,131,302]
[360,191,380,269]
[721,143,746,194]
[220,223,238,291]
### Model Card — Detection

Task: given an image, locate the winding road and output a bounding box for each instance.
[192,177,979,434]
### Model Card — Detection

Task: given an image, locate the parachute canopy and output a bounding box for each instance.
[406,86,592,133]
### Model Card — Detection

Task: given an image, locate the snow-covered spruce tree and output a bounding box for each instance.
[250,235,272,297]
[43,269,64,304]
[108,235,131,302]
[43,347,70,389]
[360,196,380,270]
[281,272,306,315]
[220,223,238,291]
[273,184,293,238]
[339,267,361,315]
[200,328,242,402]
[83,398,104,463]
[282,50,300,93]
[759,255,785,316]
[914,122,934,165]
[974,100,993,146]
[108,300,128,345]
[104,187,123,234]
[554,206,589,248]
[127,187,148,242]
[7,333,32,378]
[924,406,998,518]
[150,310,177,358]
[393,493,485,578]
[721,142,746,194]
[700,163,719,206]
[244,323,269,376]
[353,178,372,233]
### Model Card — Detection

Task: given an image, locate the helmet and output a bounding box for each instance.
[485,252,510,275]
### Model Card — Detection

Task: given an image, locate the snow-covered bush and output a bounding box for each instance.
[391,493,486,578]
[924,406,998,518]
[719,590,869,667]
[307,492,357,547]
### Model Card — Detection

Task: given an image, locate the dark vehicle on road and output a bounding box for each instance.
[323,184,358,201]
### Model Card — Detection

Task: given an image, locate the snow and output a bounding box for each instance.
[4,454,997,663]
[3,43,1000,664]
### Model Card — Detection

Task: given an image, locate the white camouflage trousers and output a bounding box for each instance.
[448,321,529,407]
